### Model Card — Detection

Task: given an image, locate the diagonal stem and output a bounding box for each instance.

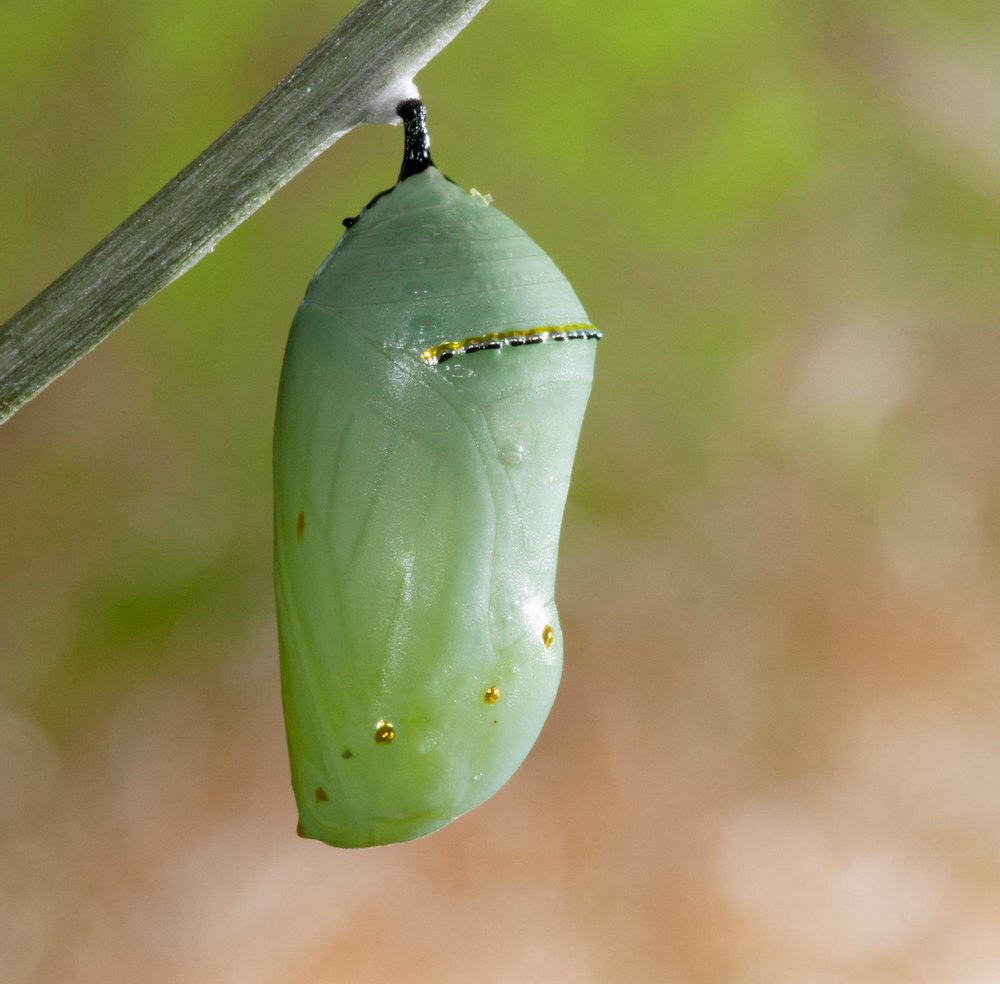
[0,0,489,424]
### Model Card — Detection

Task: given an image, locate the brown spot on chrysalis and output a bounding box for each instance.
[484,687,500,705]
[296,820,307,838]
[341,748,353,759]
[314,787,329,802]
[542,624,554,648]
[296,511,305,539]
[374,720,395,744]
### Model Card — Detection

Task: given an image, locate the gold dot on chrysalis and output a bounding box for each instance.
[314,787,329,802]
[542,625,554,648]
[484,687,500,705]
[374,720,395,744]
[296,511,305,539]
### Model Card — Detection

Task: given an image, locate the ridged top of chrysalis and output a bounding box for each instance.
[302,108,591,354]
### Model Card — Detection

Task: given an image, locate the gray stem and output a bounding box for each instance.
[0,0,489,423]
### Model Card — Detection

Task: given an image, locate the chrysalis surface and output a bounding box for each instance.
[273,101,600,847]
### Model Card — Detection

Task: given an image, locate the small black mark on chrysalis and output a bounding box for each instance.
[342,215,357,228]
[296,510,305,540]
[314,786,329,802]
[341,748,353,759]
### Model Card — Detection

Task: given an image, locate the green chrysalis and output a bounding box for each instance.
[273,100,600,848]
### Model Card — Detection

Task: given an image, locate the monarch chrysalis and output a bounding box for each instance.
[273,100,600,848]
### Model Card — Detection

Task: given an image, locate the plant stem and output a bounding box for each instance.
[0,0,489,424]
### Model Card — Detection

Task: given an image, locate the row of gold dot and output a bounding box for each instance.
[366,622,554,747]
[302,623,557,826]
[420,324,601,365]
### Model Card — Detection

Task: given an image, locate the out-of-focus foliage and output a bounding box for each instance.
[4,1,1000,981]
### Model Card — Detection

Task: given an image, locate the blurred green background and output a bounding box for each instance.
[5,1,1000,981]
